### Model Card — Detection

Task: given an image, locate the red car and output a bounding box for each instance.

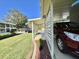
[54,22,79,56]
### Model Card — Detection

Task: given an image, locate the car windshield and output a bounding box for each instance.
[69,22,79,28]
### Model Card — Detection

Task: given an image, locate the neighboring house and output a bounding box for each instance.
[16,23,32,33]
[0,22,16,33]
[40,0,75,59]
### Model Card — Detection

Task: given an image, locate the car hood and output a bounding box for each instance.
[66,27,79,34]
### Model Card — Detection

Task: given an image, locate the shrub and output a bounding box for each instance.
[10,29,16,34]
[40,39,44,50]
[0,35,10,39]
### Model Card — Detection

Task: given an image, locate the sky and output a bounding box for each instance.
[0,0,40,21]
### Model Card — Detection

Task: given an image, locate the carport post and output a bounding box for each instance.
[32,21,34,41]
[32,21,36,59]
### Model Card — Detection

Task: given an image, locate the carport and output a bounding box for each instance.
[41,0,75,21]
[53,0,75,21]
[40,0,76,59]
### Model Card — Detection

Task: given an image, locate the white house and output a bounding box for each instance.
[0,22,16,33]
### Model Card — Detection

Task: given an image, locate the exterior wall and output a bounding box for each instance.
[0,23,16,33]
[5,24,16,32]
[42,0,54,59]
[45,6,54,59]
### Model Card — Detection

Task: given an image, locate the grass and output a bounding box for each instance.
[0,33,32,59]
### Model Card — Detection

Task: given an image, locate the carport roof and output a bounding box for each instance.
[28,18,44,29]
[40,0,76,17]
[28,18,44,25]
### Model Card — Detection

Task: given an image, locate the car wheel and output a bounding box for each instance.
[56,37,67,53]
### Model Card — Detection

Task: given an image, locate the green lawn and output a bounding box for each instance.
[0,33,32,59]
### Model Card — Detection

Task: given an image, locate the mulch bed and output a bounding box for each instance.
[35,40,52,59]
[40,40,52,59]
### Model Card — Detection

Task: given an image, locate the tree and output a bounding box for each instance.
[5,9,28,28]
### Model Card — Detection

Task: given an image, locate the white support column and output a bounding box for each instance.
[50,1,54,59]
[51,0,56,58]
[32,21,36,59]
[32,22,34,41]
[5,24,7,32]
[9,24,12,32]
